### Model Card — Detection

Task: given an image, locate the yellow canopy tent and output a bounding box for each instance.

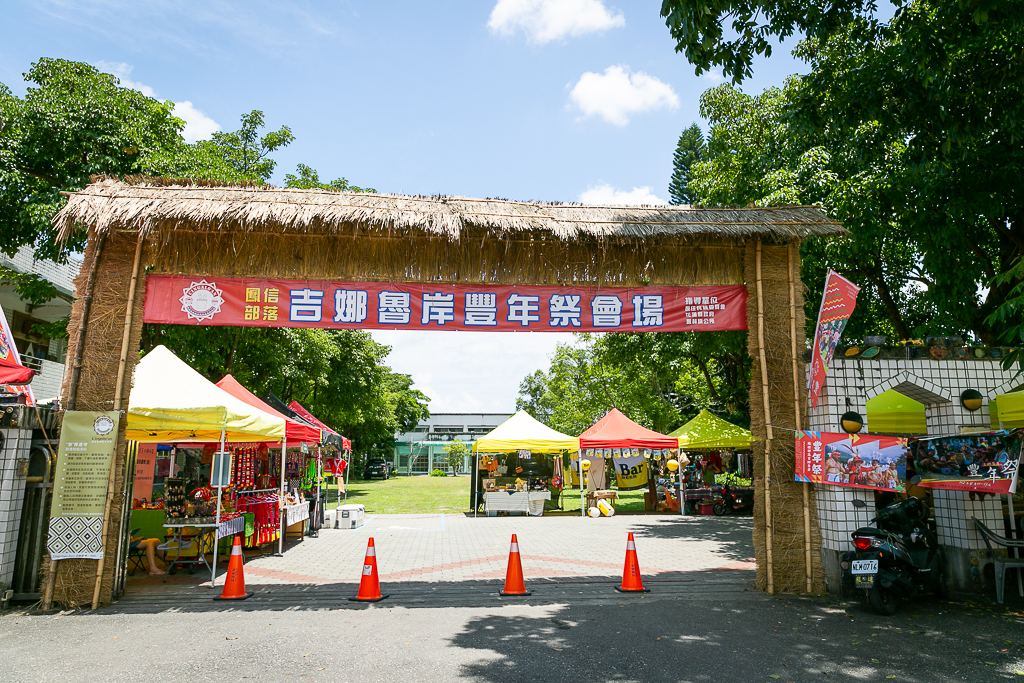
[472,410,579,453]
[866,390,926,434]
[991,390,1024,429]
[127,345,286,443]
[669,410,754,450]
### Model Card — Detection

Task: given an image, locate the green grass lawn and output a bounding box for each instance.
[324,475,471,514]
[323,475,652,515]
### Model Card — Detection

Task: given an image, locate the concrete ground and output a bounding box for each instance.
[3,513,1023,682]
[135,512,757,589]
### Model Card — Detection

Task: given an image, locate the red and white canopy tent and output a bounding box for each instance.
[577,408,679,516]
[288,399,354,501]
[579,408,679,451]
[216,374,322,554]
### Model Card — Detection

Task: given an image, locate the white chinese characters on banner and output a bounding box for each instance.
[422,292,456,325]
[465,293,498,326]
[379,291,412,324]
[508,294,540,327]
[333,289,368,323]
[591,296,622,327]
[289,288,324,322]
[549,294,582,327]
[683,296,724,327]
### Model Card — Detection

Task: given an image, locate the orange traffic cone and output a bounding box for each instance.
[615,532,650,593]
[499,534,532,596]
[349,537,389,602]
[213,536,253,600]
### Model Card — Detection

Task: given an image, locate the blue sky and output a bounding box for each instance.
[3,0,807,413]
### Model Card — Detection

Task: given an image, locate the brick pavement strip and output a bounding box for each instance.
[129,513,756,590]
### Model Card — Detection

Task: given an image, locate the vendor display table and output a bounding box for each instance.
[160,515,245,584]
[586,490,618,510]
[283,503,310,539]
[485,490,551,516]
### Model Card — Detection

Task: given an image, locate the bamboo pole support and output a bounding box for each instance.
[91,233,143,610]
[789,241,812,593]
[755,239,774,594]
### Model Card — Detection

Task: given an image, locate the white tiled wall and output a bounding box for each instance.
[807,357,1017,435]
[0,428,32,588]
[932,488,1003,549]
[815,485,877,551]
[808,356,1020,565]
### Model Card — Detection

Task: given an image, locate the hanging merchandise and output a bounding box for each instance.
[164,477,188,519]
[236,491,281,547]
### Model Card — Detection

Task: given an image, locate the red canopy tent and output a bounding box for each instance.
[579,408,678,450]
[0,356,35,386]
[289,400,351,451]
[215,374,321,444]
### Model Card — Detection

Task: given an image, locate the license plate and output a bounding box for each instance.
[855,575,875,588]
[852,559,878,575]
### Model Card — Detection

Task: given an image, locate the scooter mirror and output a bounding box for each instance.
[851,498,866,508]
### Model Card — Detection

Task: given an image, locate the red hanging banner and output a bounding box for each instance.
[143,276,748,333]
[808,271,861,409]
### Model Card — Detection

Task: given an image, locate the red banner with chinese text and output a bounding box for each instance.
[808,271,861,409]
[142,276,748,333]
[795,431,908,493]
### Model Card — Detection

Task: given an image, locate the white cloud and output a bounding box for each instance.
[93,60,221,142]
[569,65,679,126]
[488,0,624,43]
[579,183,667,206]
[170,101,221,143]
[703,69,726,84]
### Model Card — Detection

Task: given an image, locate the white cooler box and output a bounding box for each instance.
[337,504,365,529]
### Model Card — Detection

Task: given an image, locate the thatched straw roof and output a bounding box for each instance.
[55,177,846,242]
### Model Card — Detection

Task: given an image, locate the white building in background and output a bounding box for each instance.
[0,246,83,401]
[391,412,512,475]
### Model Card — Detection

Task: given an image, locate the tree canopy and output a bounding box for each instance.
[1,57,424,453]
[664,0,1024,345]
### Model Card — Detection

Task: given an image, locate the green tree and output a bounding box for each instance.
[515,334,727,436]
[0,58,183,261]
[690,82,928,341]
[444,440,468,476]
[139,325,430,456]
[284,163,376,193]
[668,123,706,205]
[662,0,1024,343]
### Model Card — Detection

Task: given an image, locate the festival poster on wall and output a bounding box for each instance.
[0,303,35,405]
[911,431,1022,495]
[143,275,748,333]
[795,431,908,493]
[808,271,861,409]
[132,443,158,502]
[613,454,649,489]
[47,411,119,560]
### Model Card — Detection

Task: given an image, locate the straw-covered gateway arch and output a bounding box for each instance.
[51,177,845,606]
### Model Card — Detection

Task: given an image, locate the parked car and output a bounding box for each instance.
[363,458,390,480]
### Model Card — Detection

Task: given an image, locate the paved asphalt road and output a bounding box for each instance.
[3,577,1023,682]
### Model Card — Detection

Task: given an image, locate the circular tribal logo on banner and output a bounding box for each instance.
[93,415,114,436]
[179,280,225,321]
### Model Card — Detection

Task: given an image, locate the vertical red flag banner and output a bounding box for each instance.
[0,303,35,405]
[808,271,861,409]
[795,431,908,493]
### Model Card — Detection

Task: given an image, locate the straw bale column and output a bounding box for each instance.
[48,229,149,607]
[745,238,825,594]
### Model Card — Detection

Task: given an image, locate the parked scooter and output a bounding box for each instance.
[845,496,948,615]
[712,484,754,515]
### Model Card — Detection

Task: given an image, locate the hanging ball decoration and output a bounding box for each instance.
[960,389,983,412]
[581,459,591,472]
[666,459,680,472]
[840,411,864,434]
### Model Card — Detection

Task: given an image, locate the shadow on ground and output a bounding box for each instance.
[447,593,1024,682]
